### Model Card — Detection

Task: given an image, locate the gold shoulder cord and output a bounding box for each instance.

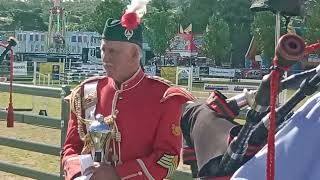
[69,85,93,154]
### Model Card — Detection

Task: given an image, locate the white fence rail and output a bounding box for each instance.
[34,72,52,86]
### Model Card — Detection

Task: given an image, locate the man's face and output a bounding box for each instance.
[101,40,137,80]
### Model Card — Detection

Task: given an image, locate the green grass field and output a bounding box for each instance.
[0,121,60,179]
[0,82,315,179]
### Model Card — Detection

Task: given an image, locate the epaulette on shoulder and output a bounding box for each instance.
[146,75,196,103]
[146,75,174,86]
[79,76,106,87]
[161,86,197,103]
[64,76,106,102]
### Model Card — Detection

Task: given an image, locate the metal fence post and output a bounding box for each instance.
[59,85,71,180]
[33,61,37,85]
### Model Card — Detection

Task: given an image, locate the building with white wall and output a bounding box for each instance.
[1,30,150,64]
[14,30,101,54]
[15,31,48,53]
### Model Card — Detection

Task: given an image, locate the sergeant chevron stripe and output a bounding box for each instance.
[156,154,178,177]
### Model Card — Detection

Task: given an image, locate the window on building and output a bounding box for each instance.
[35,34,39,41]
[41,34,45,41]
[90,49,94,56]
[41,45,44,52]
[23,34,26,41]
[77,46,81,53]
[31,44,34,52]
[30,34,34,41]
[35,45,39,52]
[83,36,88,43]
[78,36,82,43]
[17,34,21,41]
[71,36,77,42]
[72,46,76,53]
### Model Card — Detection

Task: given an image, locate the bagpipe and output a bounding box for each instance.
[0,37,18,127]
[216,34,320,177]
[181,0,320,178]
[181,33,320,180]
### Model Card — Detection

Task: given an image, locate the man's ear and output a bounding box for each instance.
[131,44,141,60]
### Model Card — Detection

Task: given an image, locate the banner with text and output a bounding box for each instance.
[204,83,258,92]
[209,67,235,78]
[0,77,7,82]
[199,66,209,76]
[160,67,176,83]
[13,62,28,76]
[144,65,157,76]
[39,63,65,80]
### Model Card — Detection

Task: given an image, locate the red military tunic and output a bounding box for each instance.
[62,68,195,180]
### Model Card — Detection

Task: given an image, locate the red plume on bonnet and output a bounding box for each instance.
[121,12,141,31]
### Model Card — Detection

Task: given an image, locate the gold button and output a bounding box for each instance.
[138,171,142,175]
[118,96,123,100]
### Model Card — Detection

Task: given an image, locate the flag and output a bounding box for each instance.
[179,24,184,34]
[206,24,209,33]
[184,24,192,34]
[245,36,257,60]
[287,21,296,34]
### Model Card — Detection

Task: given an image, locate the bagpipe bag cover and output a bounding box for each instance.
[182,102,237,173]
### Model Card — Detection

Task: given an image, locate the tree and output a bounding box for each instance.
[149,0,173,12]
[9,9,47,31]
[179,0,214,32]
[85,0,125,34]
[143,6,179,56]
[217,0,254,67]
[63,0,101,31]
[175,0,253,67]
[304,0,320,44]
[201,15,231,66]
[251,11,275,64]
[0,0,104,32]
[0,0,28,12]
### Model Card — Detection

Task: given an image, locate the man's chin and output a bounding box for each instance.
[106,73,114,78]
[104,69,113,76]
[106,72,117,80]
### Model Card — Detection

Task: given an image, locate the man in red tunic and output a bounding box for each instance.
[61,9,195,180]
